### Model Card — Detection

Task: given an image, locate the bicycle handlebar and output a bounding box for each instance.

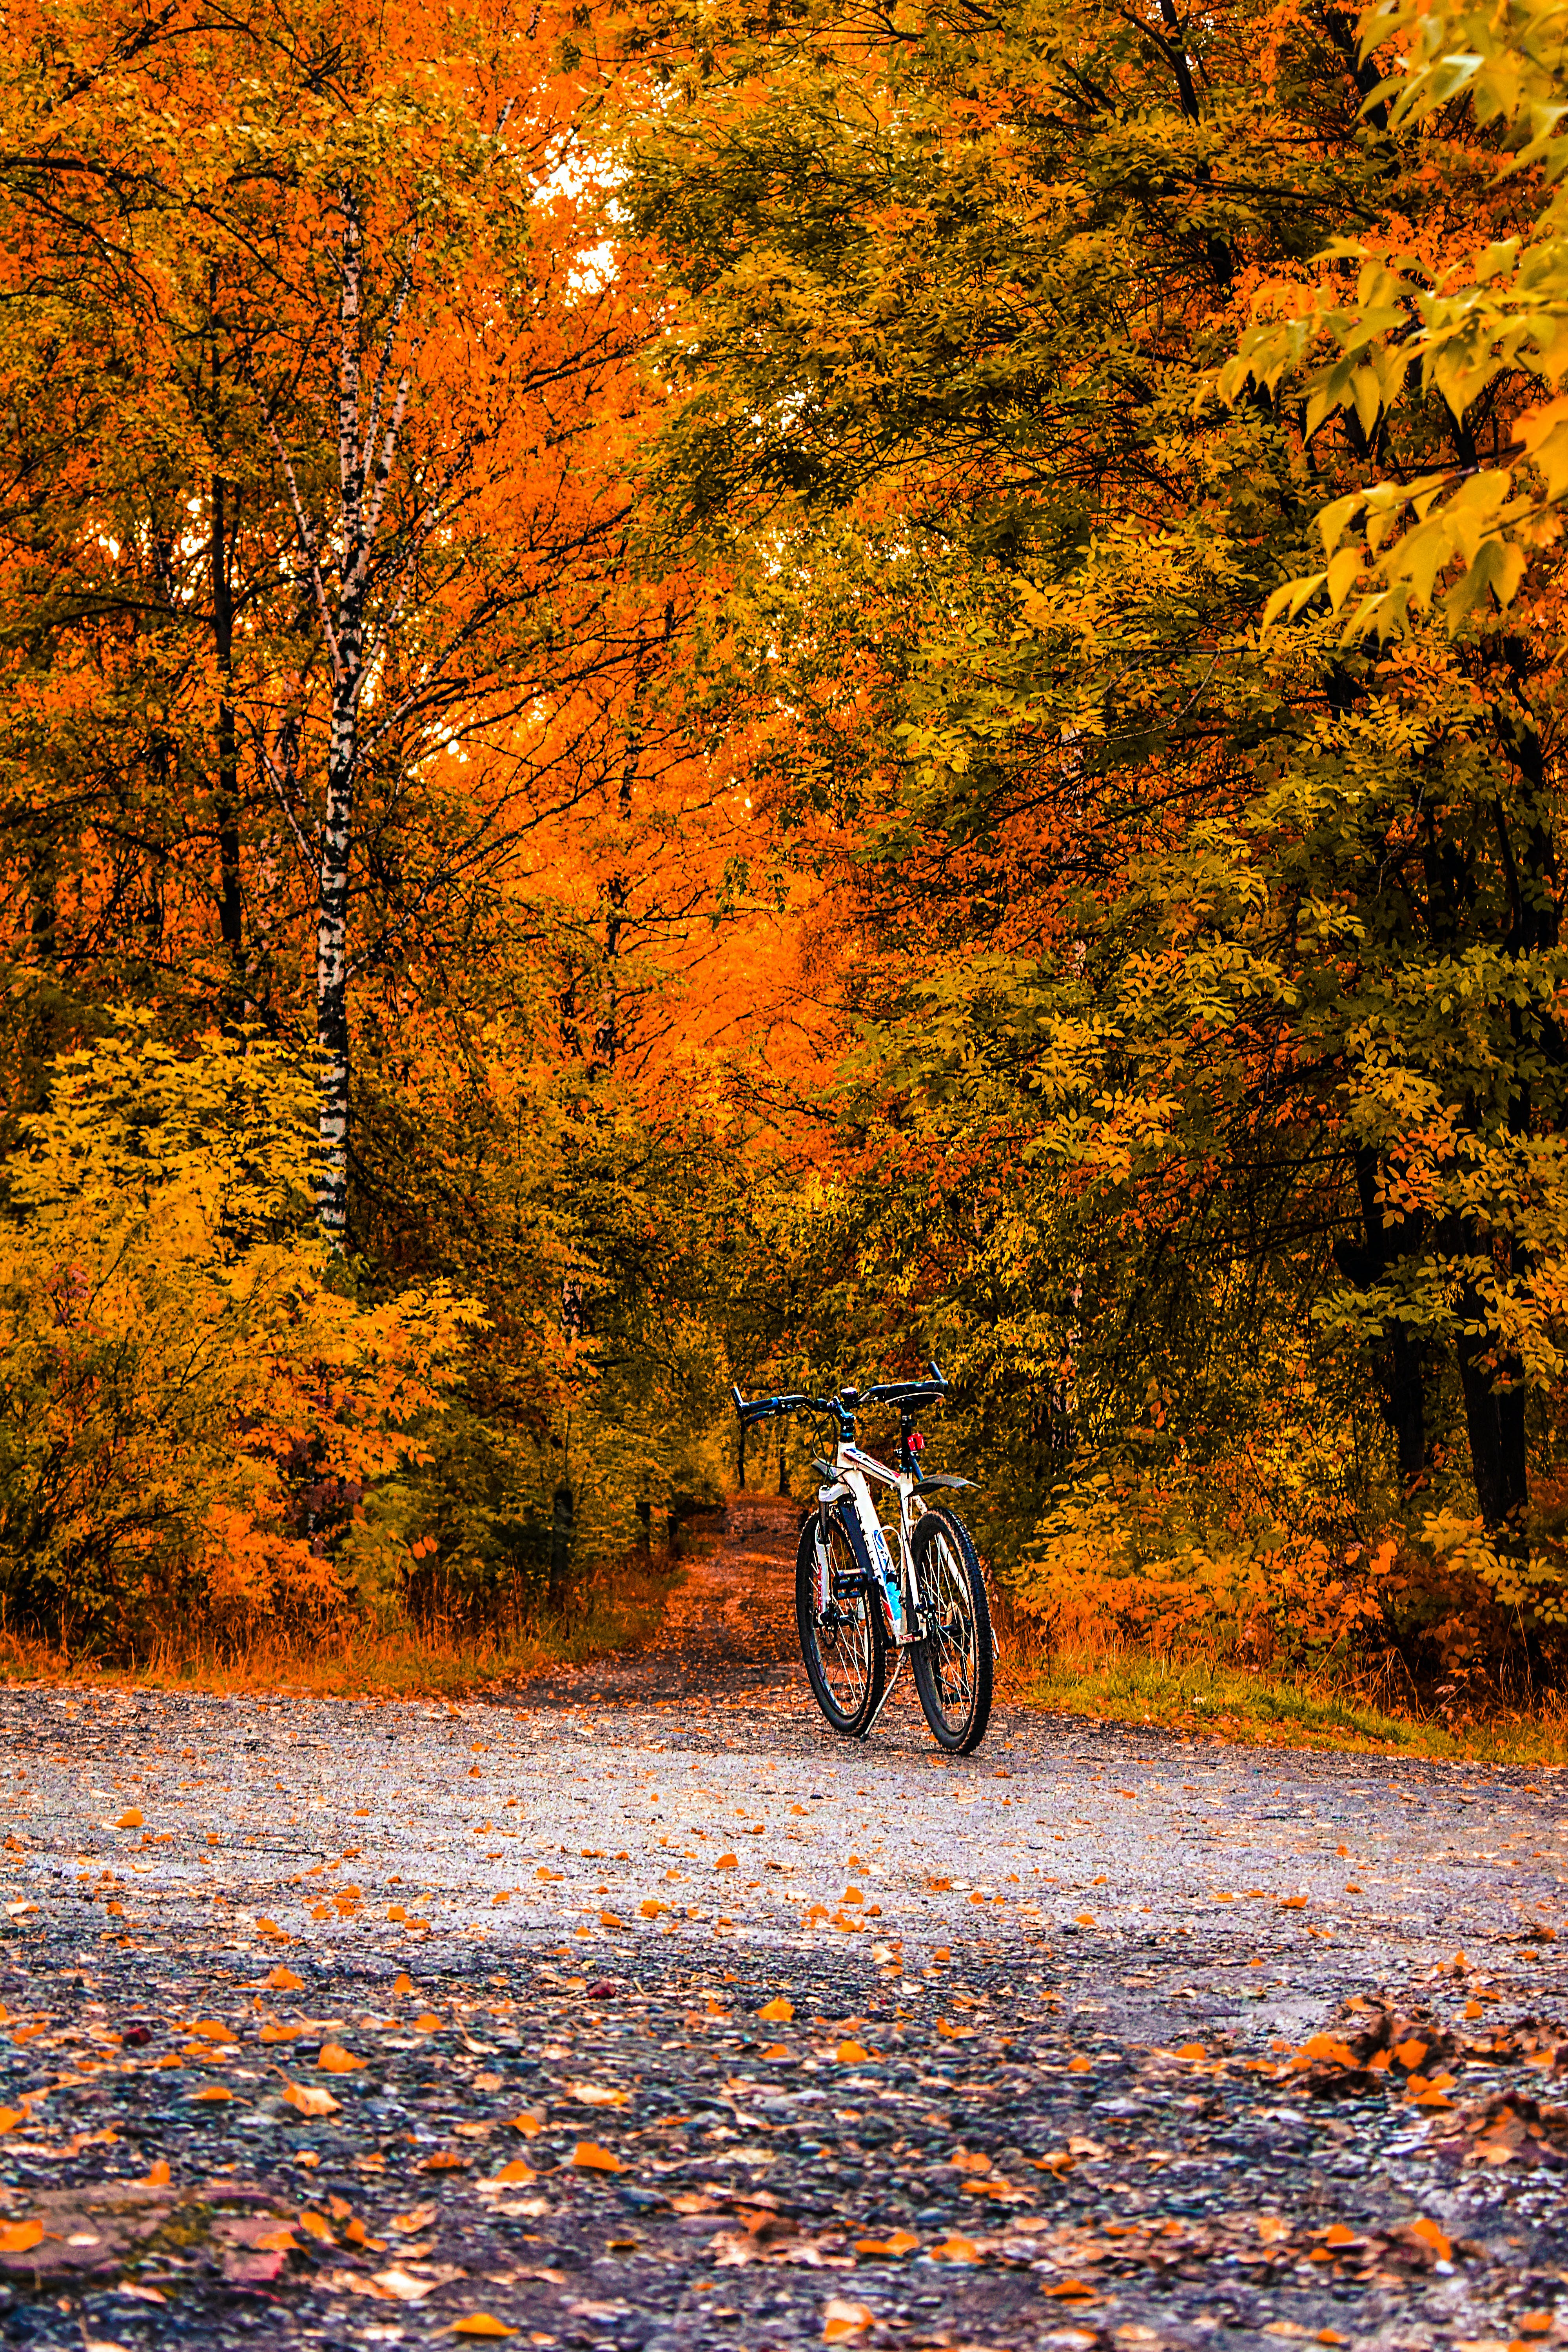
[731,1360,951,1428]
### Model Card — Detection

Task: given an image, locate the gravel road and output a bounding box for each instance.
[0,1497,1564,2352]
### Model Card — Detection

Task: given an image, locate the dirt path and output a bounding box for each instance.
[517,1495,804,1708]
[0,1503,1564,2352]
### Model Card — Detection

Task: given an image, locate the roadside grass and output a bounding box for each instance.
[0,1552,678,1702]
[1006,1646,1568,1765]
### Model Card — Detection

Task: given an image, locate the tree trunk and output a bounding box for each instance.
[1334,1146,1427,1481]
[1454,1308,1529,1529]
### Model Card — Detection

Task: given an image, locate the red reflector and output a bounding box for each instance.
[909,1430,925,1453]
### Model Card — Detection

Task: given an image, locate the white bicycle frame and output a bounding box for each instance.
[812,1438,953,1647]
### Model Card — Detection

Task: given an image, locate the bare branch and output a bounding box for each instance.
[260,412,342,684]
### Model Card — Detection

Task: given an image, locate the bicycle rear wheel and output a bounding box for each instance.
[910,1508,993,1753]
[795,1510,887,1739]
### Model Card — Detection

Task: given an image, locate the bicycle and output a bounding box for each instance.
[730,1361,994,1755]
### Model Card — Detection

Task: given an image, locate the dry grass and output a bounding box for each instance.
[991,1595,1568,1764]
[0,1552,679,1702]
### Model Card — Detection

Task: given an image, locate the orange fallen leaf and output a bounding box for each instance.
[836,2041,870,2064]
[418,2151,468,2173]
[1392,2039,1429,2070]
[823,2299,875,2340]
[190,2085,232,2103]
[1324,2223,1356,2248]
[715,1854,739,1870]
[758,1997,794,2023]
[114,1809,144,1830]
[1411,2217,1452,2262]
[450,2319,519,2338]
[570,2082,629,2108]
[488,2159,537,2185]
[144,2160,172,2187]
[186,2020,236,2043]
[1074,1912,1096,1927]
[0,2107,27,2134]
[254,2226,298,2253]
[931,2233,980,2263]
[571,2141,624,2172]
[392,1973,414,1996]
[0,2220,44,2254]
[855,2229,919,2257]
[1176,2043,1207,2062]
[1067,2056,1091,2074]
[318,2044,367,2074]
[507,2112,544,2137]
[599,1911,624,1929]
[1278,1896,1308,1911]
[759,2042,793,2060]
[281,2082,340,2118]
[638,1899,668,1920]
[413,2014,442,2033]
[298,2211,333,2241]
[265,1967,304,1992]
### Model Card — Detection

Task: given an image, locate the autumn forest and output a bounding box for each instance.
[3,0,1568,1719]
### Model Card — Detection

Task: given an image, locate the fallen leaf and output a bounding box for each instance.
[486,2159,537,2185]
[1393,2039,1429,2070]
[823,2298,875,2340]
[0,2108,27,2134]
[507,2112,544,2137]
[318,2044,367,2074]
[570,2082,628,2109]
[0,2220,43,2254]
[265,1967,305,1992]
[392,1973,415,1996]
[389,2204,438,2236]
[144,2161,172,2187]
[760,2042,793,2061]
[1176,2043,1207,2062]
[836,2041,870,2064]
[368,2267,445,2302]
[932,2233,980,2263]
[450,2321,518,2340]
[758,1997,794,2023]
[856,2230,919,2257]
[114,1809,143,1830]
[1279,1896,1308,1911]
[571,2141,624,2172]
[413,2013,442,2033]
[1411,2216,1452,2261]
[1074,1913,1096,1927]
[190,2085,232,2103]
[255,2226,299,2253]
[1067,2056,1092,2074]
[417,2151,467,2173]
[281,2082,341,2118]
[298,2211,334,2241]
[186,2019,236,2043]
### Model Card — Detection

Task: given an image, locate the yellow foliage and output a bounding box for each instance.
[0,1013,477,1652]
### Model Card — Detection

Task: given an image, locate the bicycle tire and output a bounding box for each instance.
[909,1508,993,1754]
[795,1509,887,1739]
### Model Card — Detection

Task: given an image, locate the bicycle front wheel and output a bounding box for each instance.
[910,1508,994,1754]
[795,1510,887,1739]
